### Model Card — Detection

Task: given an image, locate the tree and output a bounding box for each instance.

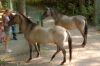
[17,0,26,15]
[17,0,26,33]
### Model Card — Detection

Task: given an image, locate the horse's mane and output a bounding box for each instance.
[19,12,37,25]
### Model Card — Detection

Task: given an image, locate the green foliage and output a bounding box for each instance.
[81,5,88,16]
[87,6,94,15]
[0,59,6,65]
[15,0,95,25]
[2,0,8,9]
[26,0,43,5]
[51,0,95,25]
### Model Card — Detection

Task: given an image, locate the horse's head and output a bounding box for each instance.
[42,7,53,18]
[42,7,60,20]
[8,13,23,26]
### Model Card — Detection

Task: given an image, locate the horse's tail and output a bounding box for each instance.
[84,19,88,37]
[66,30,72,61]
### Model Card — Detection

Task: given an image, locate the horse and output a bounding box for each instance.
[8,13,72,65]
[43,7,88,47]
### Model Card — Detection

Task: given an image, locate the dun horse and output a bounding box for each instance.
[43,7,88,47]
[8,13,72,65]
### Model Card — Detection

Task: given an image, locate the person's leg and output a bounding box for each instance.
[4,36,12,52]
[12,33,17,40]
[12,25,17,40]
[0,36,2,43]
[3,36,8,50]
[4,27,12,52]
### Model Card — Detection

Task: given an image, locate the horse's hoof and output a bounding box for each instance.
[36,54,40,58]
[49,61,51,63]
[60,62,64,65]
[26,58,32,63]
[26,60,30,63]
[81,44,85,47]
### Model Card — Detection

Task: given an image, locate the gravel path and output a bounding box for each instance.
[0,26,100,66]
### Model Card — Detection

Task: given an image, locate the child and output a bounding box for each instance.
[2,9,12,52]
[0,22,12,52]
[0,21,4,43]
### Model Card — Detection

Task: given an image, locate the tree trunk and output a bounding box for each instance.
[17,0,26,33]
[18,0,26,15]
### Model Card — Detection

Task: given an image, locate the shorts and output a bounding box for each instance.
[4,26,10,36]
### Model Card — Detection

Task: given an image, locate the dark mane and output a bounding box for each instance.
[19,13,37,25]
[19,13,37,30]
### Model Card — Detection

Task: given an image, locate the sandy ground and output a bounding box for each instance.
[0,26,100,66]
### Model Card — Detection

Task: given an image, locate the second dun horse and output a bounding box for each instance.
[8,13,72,65]
[43,7,88,47]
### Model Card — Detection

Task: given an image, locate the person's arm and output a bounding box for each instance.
[2,15,9,26]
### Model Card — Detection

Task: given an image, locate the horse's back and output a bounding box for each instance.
[57,15,86,30]
[57,15,76,29]
[30,26,67,44]
[30,26,53,43]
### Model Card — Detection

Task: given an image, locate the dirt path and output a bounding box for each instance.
[0,27,100,66]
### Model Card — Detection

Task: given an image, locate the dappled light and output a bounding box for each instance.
[0,0,100,66]
[0,27,100,66]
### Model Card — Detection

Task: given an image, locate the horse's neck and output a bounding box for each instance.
[53,14,63,24]
[20,21,27,32]
[19,17,28,33]
[52,14,59,21]
[20,18,37,33]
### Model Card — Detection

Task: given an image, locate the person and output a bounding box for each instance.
[9,12,17,40]
[2,9,12,52]
[11,25,17,40]
[0,21,5,43]
[0,21,9,51]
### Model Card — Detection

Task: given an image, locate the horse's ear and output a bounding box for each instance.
[45,6,50,10]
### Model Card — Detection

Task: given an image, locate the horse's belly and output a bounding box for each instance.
[58,21,76,30]
[64,23,76,30]
[31,32,53,44]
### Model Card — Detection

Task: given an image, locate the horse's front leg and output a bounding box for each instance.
[37,43,40,52]
[26,44,32,63]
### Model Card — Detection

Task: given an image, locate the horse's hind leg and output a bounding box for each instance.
[34,43,40,57]
[78,26,87,47]
[80,26,87,47]
[82,34,87,47]
[60,47,66,65]
[82,22,88,47]
[37,43,40,52]
[57,44,66,65]
[26,44,32,63]
[50,45,60,61]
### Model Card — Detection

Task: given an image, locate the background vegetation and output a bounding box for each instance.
[26,0,95,25]
[0,0,96,26]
